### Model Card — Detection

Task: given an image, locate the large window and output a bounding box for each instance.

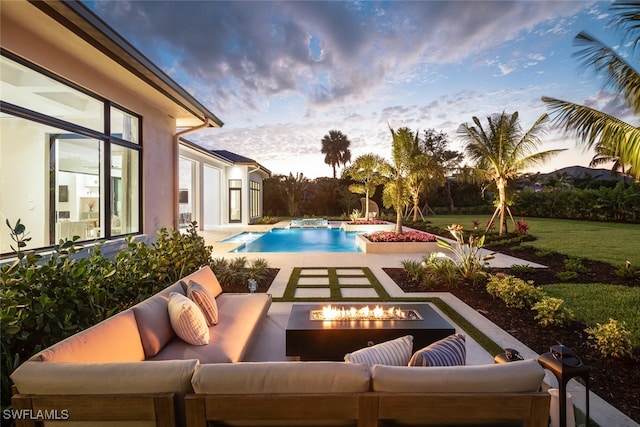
[250,180,261,219]
[229,179,242,223]
[0,53,141,255]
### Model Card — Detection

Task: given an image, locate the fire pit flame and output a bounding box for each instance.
[310,305,422,321]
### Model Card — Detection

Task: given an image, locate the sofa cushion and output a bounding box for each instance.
[344,335,413,368]
[131,281,184,358]
[191,361,370,394]
[408,333,466,367]
[181,265,223,298]
[168,292,210,345]
[371,359,545,393]
[151,293,272,363]
[11,359,198,395]
[186,280,219,326]
[38,310,144,362]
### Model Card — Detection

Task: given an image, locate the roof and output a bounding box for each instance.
[2,0,223,129]
[179,141,271,176]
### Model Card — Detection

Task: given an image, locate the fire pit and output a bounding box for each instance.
[310,305,423,321]
[286,303,455,361]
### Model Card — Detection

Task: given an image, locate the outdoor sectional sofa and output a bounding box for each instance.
[10,266,550,427]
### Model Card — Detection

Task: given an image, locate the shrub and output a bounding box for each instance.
[555,271,579,282]
[585,319,633,358]
[510,264,536,275]
[615,261,640,279]
[534,249,555,258]
[0,220,212,410]
[401,259,424,283]
[563,257,588,273]
[486,274,544,309]
[210,257,270,289]
[532,296,574,327]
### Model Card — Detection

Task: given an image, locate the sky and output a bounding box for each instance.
[85,0,635,179]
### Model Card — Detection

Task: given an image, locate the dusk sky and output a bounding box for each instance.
[85,1,635,179]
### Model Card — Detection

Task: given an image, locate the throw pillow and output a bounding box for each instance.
[344,335,413,367]
[408,333,466,367]
[167,292,210,346]
[186,280,219,326]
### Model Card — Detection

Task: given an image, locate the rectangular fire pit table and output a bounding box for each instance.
[285,303,455,361]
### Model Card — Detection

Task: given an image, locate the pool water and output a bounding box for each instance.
[227,228,361,252]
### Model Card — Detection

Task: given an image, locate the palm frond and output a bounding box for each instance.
[543,96,640,178]
[574,31,640,114]
[609,1,640,49]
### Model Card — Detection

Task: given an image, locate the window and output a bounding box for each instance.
[0,54,142,255]
[229,179,242,223]
[250,180,261,218]
[178,157,195,227]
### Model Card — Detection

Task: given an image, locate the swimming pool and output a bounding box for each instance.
[226,228,362,252]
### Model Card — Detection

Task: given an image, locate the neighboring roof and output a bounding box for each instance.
[179,139,271,176]
[2,0,223,129]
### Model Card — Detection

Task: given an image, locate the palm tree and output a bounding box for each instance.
[345,154,387,219]
[406,148,444,222]
[382,127,415,234]
[543,1,640,179]
[458,112,565,235]
[321,130,352,179]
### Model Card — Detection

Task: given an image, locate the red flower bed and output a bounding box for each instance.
[363,230,437,243]
[348,220,387,225]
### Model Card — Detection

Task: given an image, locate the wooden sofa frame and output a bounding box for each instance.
[184,391,551,427]
[11,392,176,427]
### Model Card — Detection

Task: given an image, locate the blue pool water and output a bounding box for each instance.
[226,228,361,252]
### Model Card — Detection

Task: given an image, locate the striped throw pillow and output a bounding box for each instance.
[187,280,219,326]
[167,292,210,345]
[408,333,466,367]
[344,335,413,367]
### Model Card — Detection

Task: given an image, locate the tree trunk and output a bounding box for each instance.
[445,179,454,214]
[412,192,420,222]
[497,178,506,235]
[364,189,370,219]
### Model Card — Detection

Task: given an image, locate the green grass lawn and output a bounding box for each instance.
[545,283,640,348]
[418,214,640,266]
[415,214,640,349]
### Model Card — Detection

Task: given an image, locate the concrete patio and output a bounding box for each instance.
[199,224,639,427]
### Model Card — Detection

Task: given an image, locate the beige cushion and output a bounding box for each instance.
[11,359,198,395]
[38,310,144,362]
[191,362,370,394]
[151,293,272,363]
[187,280,218,326]
[371,359,545,393]
[344,335,413,368]
[181,266,223,297]
[168,292,210,345]
[408,333,466,367]
[131,281,184,358]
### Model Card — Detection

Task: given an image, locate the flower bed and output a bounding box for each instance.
[364,231,437,242]
[355,231,440,253]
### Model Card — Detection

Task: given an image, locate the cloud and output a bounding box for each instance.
[92,0,588,115]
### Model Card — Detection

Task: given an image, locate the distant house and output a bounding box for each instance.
[0,1,265,256]
[178,140,270,227]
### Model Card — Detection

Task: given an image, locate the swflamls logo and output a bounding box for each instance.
[2,409,70,420]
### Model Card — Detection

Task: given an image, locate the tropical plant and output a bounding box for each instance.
[345,153,388,219]
[406,151,444,222]
[437,224,495,281]
[458,111,565,235]
[543,1,639,179]
[382,127,416,234]
[321,130,352,179]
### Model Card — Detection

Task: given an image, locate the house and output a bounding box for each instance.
[0,0,267,256]
[178,140,271,227]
